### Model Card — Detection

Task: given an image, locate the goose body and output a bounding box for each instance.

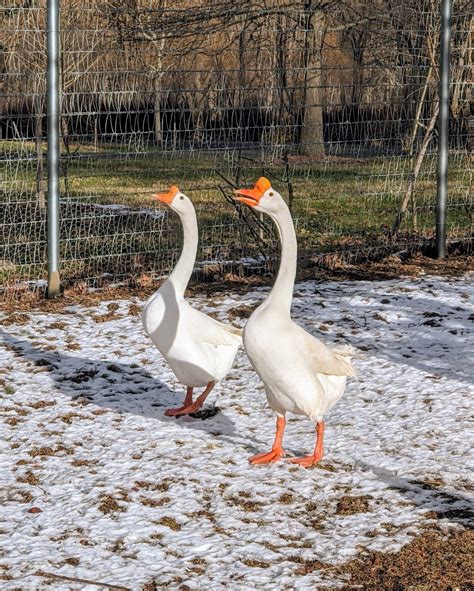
[244,310,352,421]
[143,283,241,388]
[234,177,355,466]
[142,186,241,415]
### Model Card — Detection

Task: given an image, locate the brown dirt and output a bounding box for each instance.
[97,494,127,514]
[61,557,80,566]
[278,492,295,504]
[59,412,90,424]
[16,470,40,486]
[1,253,471,313]
[2,313,30,325]
[289,528,474,588]
[70,459,98,468]
[335,495,372,516]
[227,304,257,321]
[92,312,121,323]
[155,516,182,531]
[28,400,56,410]
[330,528,473,590]
[139,496,170,508]
[240,558,271,568]
[227,494,263,513]
[133,480,171,492]
[18,491,34,504]
[28,444,74,457]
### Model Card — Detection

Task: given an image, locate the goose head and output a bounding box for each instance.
[233,177,285,216]
[153,185,193,216]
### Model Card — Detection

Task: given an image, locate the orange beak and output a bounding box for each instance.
[234,177,271,207]
[153,185,179,204]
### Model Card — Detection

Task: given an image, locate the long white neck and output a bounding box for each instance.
[265,203,297,315]
[168,207,198,296]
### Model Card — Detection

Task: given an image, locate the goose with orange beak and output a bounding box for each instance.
[234,177,356,466]
[142,186,242,417]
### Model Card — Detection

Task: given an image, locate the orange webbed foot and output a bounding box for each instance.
[249,449,284,464]
[164,406,190,417]
[288,452,322,468]
[165,402,203,417]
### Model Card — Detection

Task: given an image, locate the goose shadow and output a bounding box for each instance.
[1,330,240,442]
[358,460,474,527]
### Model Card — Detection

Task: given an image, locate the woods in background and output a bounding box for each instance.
[1,0,472,156]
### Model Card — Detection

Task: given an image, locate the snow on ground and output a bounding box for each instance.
[1,275,473,590]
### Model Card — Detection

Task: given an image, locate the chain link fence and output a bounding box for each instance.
[1,1,472,297]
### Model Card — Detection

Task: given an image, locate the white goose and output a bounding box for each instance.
[142,186,242,416]
[234,177,355,467]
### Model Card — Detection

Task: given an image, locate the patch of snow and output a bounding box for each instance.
[1,275,472,589]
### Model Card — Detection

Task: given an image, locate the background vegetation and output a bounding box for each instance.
[0,0,472,289]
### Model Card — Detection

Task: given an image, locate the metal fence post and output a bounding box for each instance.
[436,0,452,259]
[46,0,61,297]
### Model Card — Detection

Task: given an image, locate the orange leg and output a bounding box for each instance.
[289,420,325,468]
[166,381,216,417]
[249,416,286,464]
[164,386,194,416]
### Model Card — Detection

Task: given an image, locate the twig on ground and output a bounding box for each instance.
[37,570,132,591]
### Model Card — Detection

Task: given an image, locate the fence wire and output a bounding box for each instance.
[1,0,472,296]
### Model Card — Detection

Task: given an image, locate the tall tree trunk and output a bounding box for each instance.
[391,101,439,235]
[35,95,46,211]
[238,28,246,145]
[276,14,288,145]
[154,71,163,146]
[350,32,365,107]
[300,5,325,157]
[152,29,166,146]
[406,64,434,156]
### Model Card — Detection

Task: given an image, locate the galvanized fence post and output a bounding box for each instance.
[436,0,452,259]
[46,0,61,297]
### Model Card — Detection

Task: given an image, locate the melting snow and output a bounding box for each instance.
[1,275,472,589]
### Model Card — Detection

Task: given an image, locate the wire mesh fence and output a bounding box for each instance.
[1,0,472,297]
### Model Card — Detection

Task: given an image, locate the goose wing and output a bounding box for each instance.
[184,304,242,347]
[294,323,356,377]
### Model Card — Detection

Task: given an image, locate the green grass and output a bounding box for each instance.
[1,140,472,288]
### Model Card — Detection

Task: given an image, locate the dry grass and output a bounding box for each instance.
[16,470,40,486]
[61,557,80,566]
[28,445,74,457]
[155,517,181,531]
[17,490,34,503]
[335,495,372,516]
[139,496,170,508]
[134,480,171,492]
[70,459,98,468]
[227,494,263,513]
[278,492,295,504]
[227,304,256,321]
[288,527,474,591]
[128,303,142,316]
[2,313,30,325]
[60,412,91,424]
[98,494,128,514]
[28,400,56,410]
[240,558,271,568]
[335,528,473,590]
[92,312,121,323]
[1,253,471,313]
[5,417,21,426]
[46,321,68,330]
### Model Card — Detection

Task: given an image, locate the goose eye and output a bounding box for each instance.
[269,192,274,197]
[180,196,184,200]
